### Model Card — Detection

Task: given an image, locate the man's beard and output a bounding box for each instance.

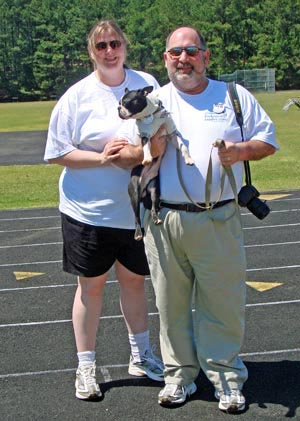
[168,65,206,93]
[169,66,203,82]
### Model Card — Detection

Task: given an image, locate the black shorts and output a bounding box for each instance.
[61,213,149,277]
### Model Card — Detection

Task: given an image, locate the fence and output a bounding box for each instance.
[218,68,275,92]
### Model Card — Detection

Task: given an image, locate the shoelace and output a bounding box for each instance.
[163,384,181,396]
[230,390,243,401]
[80,365,96,388]
[221,389,243,402]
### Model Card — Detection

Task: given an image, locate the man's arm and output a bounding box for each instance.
[115,125,168,169]
[217,140,276,166]
[113,143,144,169]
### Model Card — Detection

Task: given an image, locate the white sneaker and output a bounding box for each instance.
[158,383,197,406]
[128,347,164,381]
[215,389,245,412]
[75,362,102,400]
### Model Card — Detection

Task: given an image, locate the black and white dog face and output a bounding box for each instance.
[118,86,154,119]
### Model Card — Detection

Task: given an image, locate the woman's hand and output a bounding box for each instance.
[102,138,129,163]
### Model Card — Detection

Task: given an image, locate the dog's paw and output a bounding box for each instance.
[134,234,143,241]
[185,157,195,166]
[142,158,153,166]
[134,227,143,241]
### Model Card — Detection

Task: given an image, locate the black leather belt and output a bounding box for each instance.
[159,199,234,213]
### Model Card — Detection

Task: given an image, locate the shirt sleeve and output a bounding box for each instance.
[115,119,139,145]
[237,84,279,149]
[44,97,77,161]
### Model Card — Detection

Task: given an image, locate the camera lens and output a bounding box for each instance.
[247,197,270,220]
[238,185,259,207]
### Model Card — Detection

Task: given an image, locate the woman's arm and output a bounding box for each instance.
[48,139,129,168]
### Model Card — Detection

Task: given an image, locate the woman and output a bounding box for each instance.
[44,19,163,400]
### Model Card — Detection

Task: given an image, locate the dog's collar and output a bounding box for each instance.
[133,104,163,120]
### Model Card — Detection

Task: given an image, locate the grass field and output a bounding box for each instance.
[0,90,299,210]
[0,101,56,132]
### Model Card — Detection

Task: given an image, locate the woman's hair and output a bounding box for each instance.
[87,19,129,65]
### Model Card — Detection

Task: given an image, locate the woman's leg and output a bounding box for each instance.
[73,274,108,400]
[115,261,148,334]
[72,274,108,352]
[116,260,163,381]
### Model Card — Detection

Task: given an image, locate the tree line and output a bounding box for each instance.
[0,0,299,101]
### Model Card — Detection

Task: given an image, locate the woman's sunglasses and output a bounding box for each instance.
[167,46,206,57]
[95,40,122,51]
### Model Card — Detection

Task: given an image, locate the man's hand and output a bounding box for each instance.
[214,139,276,165]
[214,140,240,166]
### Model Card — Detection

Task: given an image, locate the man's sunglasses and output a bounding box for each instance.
[167,46,206,57]
[95,40,122,51]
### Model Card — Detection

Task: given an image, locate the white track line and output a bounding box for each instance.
[247,264,300,271]
[240,348,300,357]
[0,260,62,267]
[245,241,300,248]
[243,223,300,230]
[0,201,294,222]
[1,222,299,235]
[1,240,299,250]
[0,278,150,293]
[1,348,300,380]
[0,227,60,233]
[1,300,300,329]
[0,242,62,249]
[0,216,59,222]
[1,260,299,270]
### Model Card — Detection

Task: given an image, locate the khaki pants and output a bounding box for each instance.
[144,201,248,391]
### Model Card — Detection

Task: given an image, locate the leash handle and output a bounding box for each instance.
[214,139,238,204]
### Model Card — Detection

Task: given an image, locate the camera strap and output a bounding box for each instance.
[227,81,252,186]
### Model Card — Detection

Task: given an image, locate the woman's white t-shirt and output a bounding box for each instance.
[44,69,159,228]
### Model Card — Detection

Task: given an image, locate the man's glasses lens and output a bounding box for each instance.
[168,46,204,57]
[95,40,122,50]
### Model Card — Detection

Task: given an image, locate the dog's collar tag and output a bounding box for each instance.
[143,115,154,124]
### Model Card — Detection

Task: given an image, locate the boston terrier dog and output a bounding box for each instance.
[118,85,194,240]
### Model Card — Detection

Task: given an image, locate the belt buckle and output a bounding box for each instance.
[185,203,195,212]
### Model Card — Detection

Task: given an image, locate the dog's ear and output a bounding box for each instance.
[142,86,154,96]
[125,88,129,93]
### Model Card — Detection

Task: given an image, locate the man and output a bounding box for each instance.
[143,26,278,412]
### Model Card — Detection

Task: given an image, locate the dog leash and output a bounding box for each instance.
[176,140,238,210]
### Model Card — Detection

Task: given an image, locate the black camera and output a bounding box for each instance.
[238,185,270,220]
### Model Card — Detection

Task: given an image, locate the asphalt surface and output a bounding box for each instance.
[0,131,47,165]
[1,131,300,420]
